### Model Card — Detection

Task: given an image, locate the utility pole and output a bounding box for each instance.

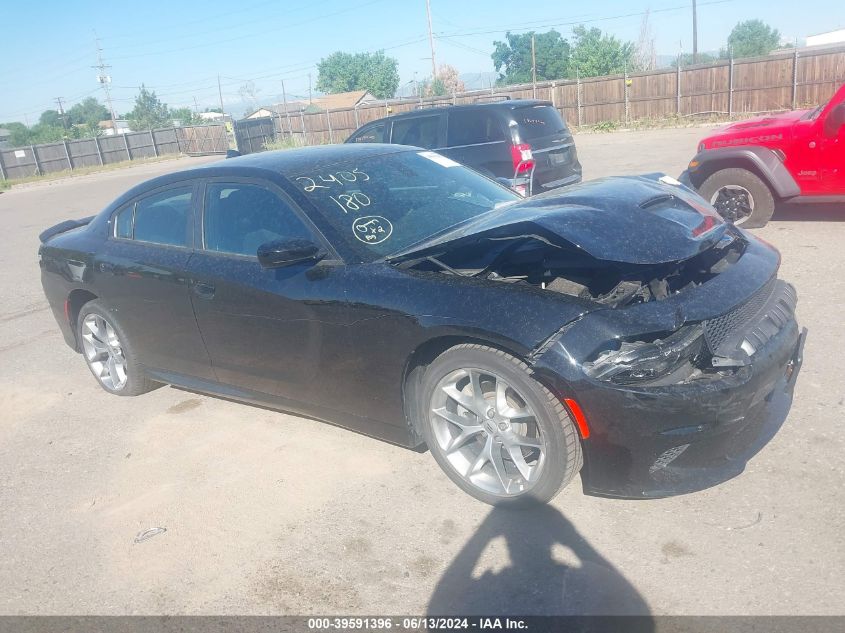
[308,72,312,105]
[54,97,67,129]
[280,79,293,136]
[193,96,200,114]
[217,74,226,120]
[692,0,698,64]
[531,33,537,98]
[425,0,437,82]
[92,35,117,134]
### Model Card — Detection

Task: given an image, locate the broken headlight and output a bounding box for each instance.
[584,326,704,385]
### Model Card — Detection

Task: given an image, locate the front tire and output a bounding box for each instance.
[419,344,582,506]
[698,167,775,228]
[77,300,159,396]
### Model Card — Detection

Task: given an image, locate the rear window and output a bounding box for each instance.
[513,105,567,140]
[446,110,506,146]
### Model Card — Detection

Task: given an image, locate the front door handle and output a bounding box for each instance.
[192,281,215,299]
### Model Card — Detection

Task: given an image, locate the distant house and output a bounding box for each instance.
[806,29,845,47]
[198,111,231,123]
[244,102,307,120]
[243,90,377,120]
[98,119,132,136]
[0,128,10,149]
[311,90,377,111]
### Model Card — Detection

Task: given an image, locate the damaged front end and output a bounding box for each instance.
[389,175,803,497]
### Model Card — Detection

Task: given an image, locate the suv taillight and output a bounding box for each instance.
[510,143,534,174]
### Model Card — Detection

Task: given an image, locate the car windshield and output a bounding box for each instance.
[289,150,520,261]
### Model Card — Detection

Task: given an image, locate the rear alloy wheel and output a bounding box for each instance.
[420,344,582,506]
[77,300,159,396]
[698,167,775,228]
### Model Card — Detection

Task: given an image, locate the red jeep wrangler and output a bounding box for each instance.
[681,82,845,227]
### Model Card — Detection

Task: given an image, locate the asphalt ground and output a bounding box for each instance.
[0,129,843,615]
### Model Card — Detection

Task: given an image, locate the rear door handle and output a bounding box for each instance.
[192,281,215,299]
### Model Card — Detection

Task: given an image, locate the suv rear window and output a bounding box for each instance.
[446,110,506,146]
[513,105,567,140]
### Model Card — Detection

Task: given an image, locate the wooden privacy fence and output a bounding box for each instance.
[240,45,845,153]
[0,124,229,181]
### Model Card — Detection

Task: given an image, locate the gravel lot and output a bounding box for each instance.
[1,129,843,616]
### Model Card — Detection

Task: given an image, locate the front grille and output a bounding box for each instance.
[703,279,775,353]
[703,278,796,359]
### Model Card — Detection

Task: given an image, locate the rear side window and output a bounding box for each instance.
[391,115,441,149]
[114,187,192,247]
[446,110,506,146]
[133,188,193,247]
[349,123,385,143]
[114,205,133,239]
[203,183,313,257]
[513,105,567,140]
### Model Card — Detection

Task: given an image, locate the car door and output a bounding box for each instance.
[186,178,350,402]
[96,182,215,379]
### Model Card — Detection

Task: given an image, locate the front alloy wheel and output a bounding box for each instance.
[420,344,582,505]
[430,367,546,497]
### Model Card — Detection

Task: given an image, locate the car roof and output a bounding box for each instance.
[365,99,553,123]
[102,144,416,209]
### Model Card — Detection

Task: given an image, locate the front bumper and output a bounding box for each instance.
[533,283,805,499]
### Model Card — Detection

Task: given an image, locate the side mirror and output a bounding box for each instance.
[823,103,845,138]
[225,149,241,159]
[257,239,326,269]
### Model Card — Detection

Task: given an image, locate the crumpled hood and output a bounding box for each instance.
[392,175,727,265]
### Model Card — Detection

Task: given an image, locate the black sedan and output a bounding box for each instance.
[38,144,805,505]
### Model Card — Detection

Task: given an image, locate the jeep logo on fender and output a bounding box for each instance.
[712,134,783,148]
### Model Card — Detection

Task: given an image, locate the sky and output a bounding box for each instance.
[1,0,842,123]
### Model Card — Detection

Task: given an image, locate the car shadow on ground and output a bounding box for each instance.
[427,504,654,620]
[773,202,844,222]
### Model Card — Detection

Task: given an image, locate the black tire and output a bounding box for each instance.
[419,344,582,506]
[77,300,160,397]
[698,167,775,228]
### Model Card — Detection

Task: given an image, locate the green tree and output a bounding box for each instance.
[672,52,719,67]
[316,50,399,99]
[27,124,66,144]
[726,20,781,58]
[492,30,571,85]
[67,97,110,130]
[170,107,200,126]
[39,109,64,128]
[1,122,33,146]
[127,85,171,131]
[570,25,636,78]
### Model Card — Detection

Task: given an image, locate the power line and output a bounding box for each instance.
[425,0,437,80]
[92,35,118,132]
[434,0,734,39]
[107,0,388,62]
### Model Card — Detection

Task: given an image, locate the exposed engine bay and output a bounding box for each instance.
[399,230,745,309]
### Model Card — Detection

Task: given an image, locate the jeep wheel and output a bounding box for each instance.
[698,168,775,228]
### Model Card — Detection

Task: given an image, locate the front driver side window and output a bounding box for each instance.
[204,183,314,257]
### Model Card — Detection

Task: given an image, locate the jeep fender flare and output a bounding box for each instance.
[682,146,801,200]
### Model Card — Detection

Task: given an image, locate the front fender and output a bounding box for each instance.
[684,146,800,199]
